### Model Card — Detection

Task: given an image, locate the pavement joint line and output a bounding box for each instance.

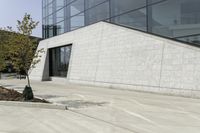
[68,109,140,133]
[0,101,68,110]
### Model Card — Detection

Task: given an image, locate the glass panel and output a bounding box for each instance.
[147,0,165,5]
[56,8,64,22]
[48,0,53,4]
[177,34,200,45]
[43,0,47,7]
[149,0,200,38]
[42,0,200,47]
[56,0,65,10]
[42,26,45,38]
[86,2,109,25]
[48,3,53,15]
[70,13,85,30]
[48,15,53,25]
[49,26,54,37]
[42,19,46,26]
[111,0,146,16]
[56,21,65,35]
[43,7,46,18]
[85,0,107,9]
[181,1,200,25]
[49,45,72,77]
[113,8,147,31]
[70,0,84,16]
[67,0,75,4]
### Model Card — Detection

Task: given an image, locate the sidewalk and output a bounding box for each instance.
[1,79,200,133]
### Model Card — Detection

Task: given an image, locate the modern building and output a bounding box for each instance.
[30,0,200,98]
[42,0,200,44]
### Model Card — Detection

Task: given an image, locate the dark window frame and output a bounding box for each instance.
[49,44,72,77]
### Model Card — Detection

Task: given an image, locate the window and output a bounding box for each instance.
[49,45,72,77]
[56,0,65,10]
[181,0,200,24]
[70,0,84,16]
[86,2,109,25]
[70,13,85,30]
[56,8,65,23]
[149,0,200,38]
[56,21,65,35]
[85,0,107,9]
[113,8,147,31]
[42,7,46,18]
[67,0,75,4]
[48,0,53,4]
[147,0,164,5]
[47,3,53,15]
[111,0,146,16]
[177,35,200,45]
[48,26,54,37]
[48,15,53,25]
[42,0,46,7]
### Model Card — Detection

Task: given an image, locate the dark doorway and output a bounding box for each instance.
[49,45,72,77]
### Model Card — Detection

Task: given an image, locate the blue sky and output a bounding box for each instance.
[0,0,42,37]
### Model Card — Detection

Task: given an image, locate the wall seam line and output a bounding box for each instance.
[159,42,165,87]
[94,23,105,82]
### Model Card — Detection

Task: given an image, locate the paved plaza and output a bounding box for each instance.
[1,79,200,133]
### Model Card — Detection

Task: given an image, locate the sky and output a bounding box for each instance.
[0,0,42,37]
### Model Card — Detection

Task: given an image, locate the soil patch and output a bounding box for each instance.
[0,86,49,103]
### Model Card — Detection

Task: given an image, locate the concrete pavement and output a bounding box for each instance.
[1,79,200,133]
[0,105,133,133]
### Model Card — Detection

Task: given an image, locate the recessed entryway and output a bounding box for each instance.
[49,44,72,78]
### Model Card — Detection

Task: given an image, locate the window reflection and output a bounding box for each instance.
[48,15,53,25]
[111,0,146,16]
[49,45,72,77]
[48,27,54,37]
[85,0,107,9]
[86,2,109,25]
[177,34,200,45]
[56,0,65,10]
[70,0,84,16]
[42,0,200,45]
[56,8,64,23]
[113,8,147,31]
[150,0,200,38]
[56,21,65,35]
[70,13,85,30]
[48,3,53,15]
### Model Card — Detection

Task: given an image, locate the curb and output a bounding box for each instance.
[0,101,68,110]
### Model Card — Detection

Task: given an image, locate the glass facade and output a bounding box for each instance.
[42,0,200,45]
[49,45,72,77]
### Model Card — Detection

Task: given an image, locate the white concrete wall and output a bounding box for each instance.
[30,22,200,98]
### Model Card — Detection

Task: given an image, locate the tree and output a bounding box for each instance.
[0,29,10,79]
[0,40,5,71]
[7,14,43,100]
[0,43,5,79]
